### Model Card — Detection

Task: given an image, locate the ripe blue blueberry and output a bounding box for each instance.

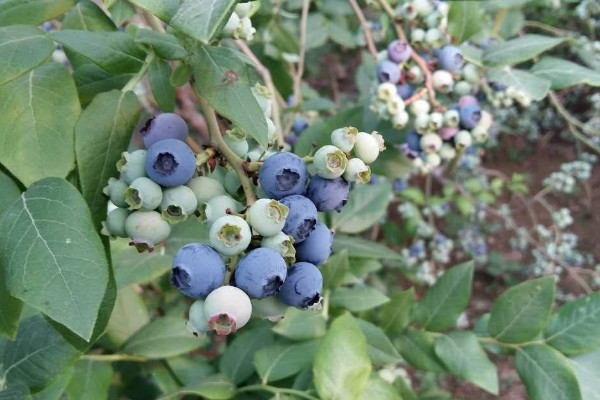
[277,262,323,309]
[140,113,188,149]
[376,60,401,84]
[145,139,196,187]
[279,195,318,243]
[292,117,309,135]
[459,104,482,129]
[396,83,415,100]
[406,130,422,152]
[295,222,333,265]
[387,40,412,63]
[171,243,226,298]
[306,176,349,213]
[458,95,479,108]
[437,45,463,72]
[259,152,309,199]
[234,248,288,298]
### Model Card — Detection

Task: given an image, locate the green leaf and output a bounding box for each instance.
[135,29,186,60]
[273,308,327,341]
[158,374,235,400]
[331,183,392,234]
[0,315,79,392]
[570,349,600,400]
[62,0,116,31]
[482,34,564,67]
[357,375,402,400]
[398,328,446,372]
[254,340,320,383]
[330,286,390,312]
[531,57,600,89]
[0,25,55,87]
[412,261,474,332]
[313,314,372,400]
[170,64,192,87]
[167,356,216,386]
[191,46,267,148]
[165,218,210,255]
[333,235,402,260]
[544,292,600,355]
[380,289,415,335]
[0,63,81,187]
[516,344,582,400]
[0,178,109,341]
[50,30,146,74]
[485,68,551,101]
[447,1,484,43]
[219,323,274,385]
[434,331,498,394]
[0,171,21,211]
[73,64,133,105]
[106,286,150,347]
[0,384,30,400]
[0,252,22,340]
[66,360,112,400]
[75,90,141,228]
[122,316,207,359]
[356,319,402,366]
[108,0,136,26]
[498,9,524,39]
[321,249,349,290]
[488,276,555,343]
[112,239,172,288]
[149,58,176,112]
[0,0,74,26]
[31,366,73,400]
[130,0,237,45]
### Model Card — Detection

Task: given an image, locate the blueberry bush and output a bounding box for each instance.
[0,0,599,399]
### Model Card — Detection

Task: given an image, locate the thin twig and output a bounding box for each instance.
[523,20,569,37]
[175,85,209,141]
[292,0,310,105]
[347,0,378,57]
[378,0,406,41]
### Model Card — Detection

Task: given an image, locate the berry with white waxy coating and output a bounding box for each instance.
[125,177,163,211]
[459,104,482,129]
[420,133,442,153]
[410,99,430,115]
[392,110,410,129]
[462,63,479,84]
[209,215,251,256]
[235,1,254,17]
[425,28,444,47]
[331,127,358,152]
[478,110,493,130]
[277,262,323,309]
[145,139,196,187]
[187,299,209,335]
[171,243,226,298]
[455,130,473,149]
[472,126,489,143]
[407,65,424,84]
[439,143,457,160]
[411,28,425,43]
[415,114,430,134]
[125,211,171,252]
[354,131,385,164]
[376,60,401,84]
[186,176,226,204]
[247,198,289,236]
[306,176,349,212]
[437,45,464,72]
[224,134,249,158]
[140,113,188,149]
[261,232,296,265]
[279,195,318,243]
[429,112,444,130]
[432,70,454,93]
[238,17,256,41]
[387,97,405,115]
[413,0,434,16]
[444,109,460,127]
[103,178,128,208]
[387,40,412,63]
[204,194,242,225]
[454,81,472,96]
[313,145,347,179]
[117,150,147,184]
[295,222,333,265]
[377,82,397,101]
[101,208,130,238]
[425,152,441,168]
[223,12,240,36]
[160,185,198,223]
[343,158,371,183]
[203,286,252,335]
[259,152,309,199]
[234,248,287,298]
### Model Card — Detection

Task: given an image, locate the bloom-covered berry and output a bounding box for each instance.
[343,158,371,183]
[160,185,198,223]
[117,149,147,184]
[279,195,318,243]
[295,222,333,265]
[455,130,473,149]
[314,145,348,179]
[187,299,210,335]
[125,177,163,211]
[387,40,412,63]
[101,207,130,238]
[209,215,252,256]
[306,176,349,212]
[247,198,289,236]
[145,139,196,187]
[429,112,444,130]
[259,152,309,199]
[292,117,309,135]
[186,176,226,203]
[125,211,171,252]
[377,60,401,84]
[432,70,454,93]
[354,131,385,164]
[224,134,249,158]
[437,45,463,72]
[459,104,482,129]
[172,243,226,298]
[140,113,188,149]
[103,178,128,208]
[204,286,252,335]
[410,99,430,115]
[278,262,323,309]
[204,194,242,225]
[261,232,296,264]
[331,127,358,152]
[444,109,460,127]
[458,95,479,108]
[396,83,415,100]
[234,248,287,298]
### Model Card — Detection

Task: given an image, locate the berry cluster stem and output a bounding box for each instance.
[122,53,155,93]
[347,0,378,57]
[197,96,257,205]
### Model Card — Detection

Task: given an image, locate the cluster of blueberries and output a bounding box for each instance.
[102,111,384,336]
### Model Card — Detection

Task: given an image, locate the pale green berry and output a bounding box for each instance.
[402,3,418,20]
[343,158,371,184]
[186,176,226,204]
[125,211,171,251]
[204,195,242,225]
[407,65,424,84]
[187,299,210,335]
[432,70,453,93]
[415,114,430,134]
[224,134,249,158]
[429,112,444,130]
[420,133,442,153]
[223,12,240,37]
[439,144,457,160]
[392,110,409,129]
[425,152,441,168]
[235,1,254,17]
[377,83,397,101]
[425,28,444,47]
[101,208,130,238]
[478,110,493,130]
[410,99,430,115]
[454,81,472,96]
[209,215,251,256]
[238,17,255,41]
[125,177,163,211]
[411,28,426,43]
[247,198,289,236]
[261,232,296,265]
[160,185,198,223]
[455,130,472,149]
[331,126,358,153]
[354,132,385,164]
[314,145,348,179]
[414,0,433,16]
[224,169,242,196]
[387,96,405,115]
[203,286,252,335]
[117,149,147,184]
[472,126,489,143]
[444,109,460,127]
[103,177,128,208]
[462,63,479,84]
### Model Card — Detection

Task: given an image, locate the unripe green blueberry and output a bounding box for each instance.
[392,110,409,129]
[224,134,249,158]
[444,109,460,127]
[425,152,441,168]
[502,97,514,107]
[429,112,444,130]
[377,82,397,101]
[186,176,226,204]
[103,177,128,208]
[251,83,272,118]
[401,3,418,20]
[407,65,424,84]
[411,28,426,43]
[478,110,493,130]
[439,143,457,160]
[354,132,385,164]
[432,70,454,93]
[472,126,489,143]
[247,198,289,236]
[425,11,440,28]
[238,17,255,41]
[204,195,243,225]
[209,215,251,256]
[413,0,433,16]
[420,133,442,153]
[224,170,242,196]
[410,99,430,115]
[425,28,443,47]
[387,96,405,115]
[204,286,252,335]
[101,207,131,238]
[462,63,479,84]
[125,177,163,211]
[223,12,240,37]
[125,211,171,251]
[415,113,430,134]
[314,145,348,179]
[261,231,296,265]
[331,126,358,153]
[117,149,147,184]
[187,299,210,335]
[455,130,472,149]
[160,185,198,223]
[266,118,277,143]
[343,158,371,183]
[454,81,473,96]
[235,1,254,18]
